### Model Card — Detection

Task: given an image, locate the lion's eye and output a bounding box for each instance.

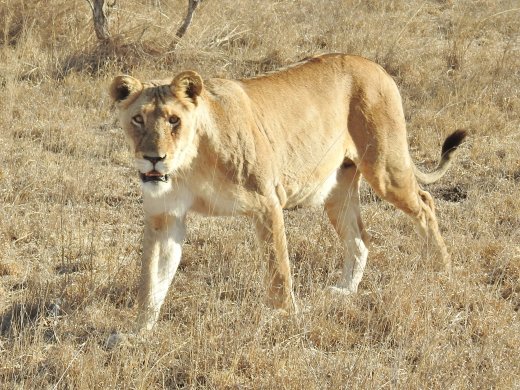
[169,116,180,127]
[132,115,144,125]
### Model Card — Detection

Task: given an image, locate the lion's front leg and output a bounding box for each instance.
[136,213,185,331]
[254,205,296,313]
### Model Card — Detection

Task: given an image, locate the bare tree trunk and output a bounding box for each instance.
[86,0,111,42]
[175,0,201,39]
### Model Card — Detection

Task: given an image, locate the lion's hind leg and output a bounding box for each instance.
[324,165,370,294]
[361,160,451,274]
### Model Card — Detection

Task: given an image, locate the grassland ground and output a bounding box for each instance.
[0,0,519,388]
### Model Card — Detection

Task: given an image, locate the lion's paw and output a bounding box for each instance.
[325,285,355,297]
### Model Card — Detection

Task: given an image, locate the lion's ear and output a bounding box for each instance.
[171,71,203,104]
[109,75,143,104]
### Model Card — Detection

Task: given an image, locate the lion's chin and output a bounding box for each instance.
[141,180,172,198]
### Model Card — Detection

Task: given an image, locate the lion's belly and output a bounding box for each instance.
[284,170,339,209]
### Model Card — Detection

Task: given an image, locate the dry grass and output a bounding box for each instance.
[1,0,519,388]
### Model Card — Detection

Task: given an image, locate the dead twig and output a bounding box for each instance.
[174,0,202,45]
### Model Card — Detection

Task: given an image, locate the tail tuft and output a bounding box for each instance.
[441,129,467,157]
[414,129,468,185]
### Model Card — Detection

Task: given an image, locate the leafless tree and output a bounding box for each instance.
[85,0,201,46]
[86,0,113,42]
[176,0,202,39]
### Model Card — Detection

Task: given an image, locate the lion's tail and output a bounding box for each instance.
[414,129,467,185]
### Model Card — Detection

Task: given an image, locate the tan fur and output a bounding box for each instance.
[110,53,465,331]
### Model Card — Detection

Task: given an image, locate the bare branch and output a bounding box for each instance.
[175,0,201,39]
[86,0,111,42]
[85,0,94,12]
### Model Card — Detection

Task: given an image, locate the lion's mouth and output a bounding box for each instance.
[140,171,169,183]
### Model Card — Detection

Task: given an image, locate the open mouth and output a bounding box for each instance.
[140,171,169,183]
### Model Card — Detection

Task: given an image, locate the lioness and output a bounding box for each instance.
[110,53,466,331]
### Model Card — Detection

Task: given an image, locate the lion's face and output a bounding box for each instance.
[110,71,203,196]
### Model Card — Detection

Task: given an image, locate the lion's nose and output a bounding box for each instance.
[143,155,166,165]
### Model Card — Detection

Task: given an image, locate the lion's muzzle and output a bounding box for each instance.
[136,155,170,183]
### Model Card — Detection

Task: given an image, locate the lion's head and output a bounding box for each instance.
[110,71,204,196]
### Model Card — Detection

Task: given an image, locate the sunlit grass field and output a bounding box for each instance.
[0,0,518,388]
